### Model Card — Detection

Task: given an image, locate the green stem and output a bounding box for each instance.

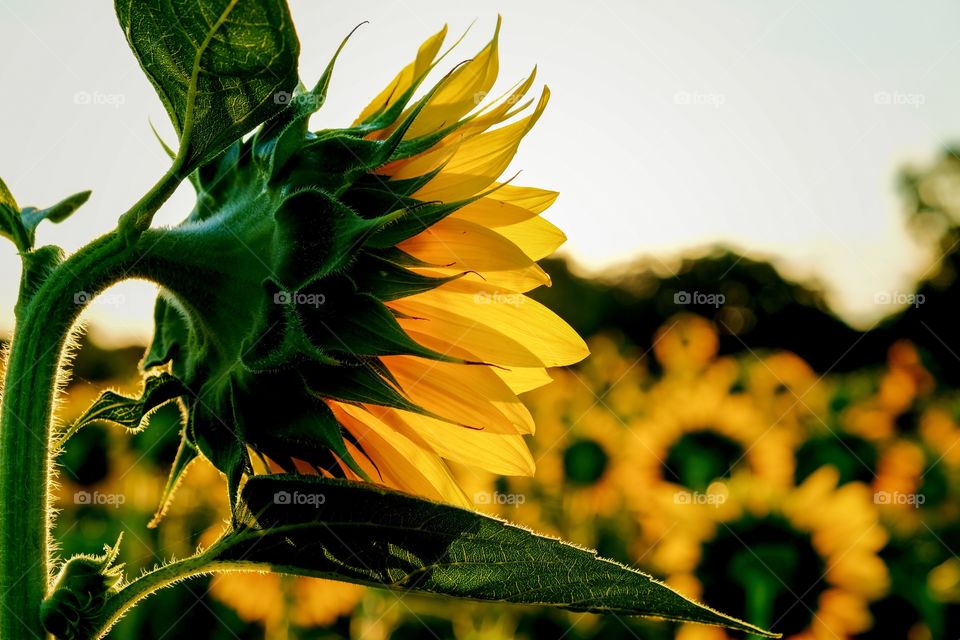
[0,169,182,639]
[117,165,184,243]
[89,542,252,640]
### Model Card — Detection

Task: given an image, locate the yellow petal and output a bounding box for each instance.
[370,406,536,476]
[382,355,535,434]
[495,215,566,261]
[398,217,551,290]
[406,87,551,202]
[353,26,448,125]
[402,17,501,139]
[451,184,558,227]
[332,402,470,506]
[390,280,589,367]
[396,330,554,394]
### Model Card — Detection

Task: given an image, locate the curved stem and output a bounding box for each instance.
[0,231,135,639]
[89,539,253,640]
[0,170,184,638]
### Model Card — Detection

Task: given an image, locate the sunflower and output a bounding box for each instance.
[655,467,889,640]
[841,341,931,442]
[624,319,795,540]
[456,338,641,540]
[744,351,828,429]
[207,568,365,634]
[141,20,588,514]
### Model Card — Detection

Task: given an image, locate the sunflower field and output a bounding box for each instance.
[35,286,960,639]
[4,3,960,639]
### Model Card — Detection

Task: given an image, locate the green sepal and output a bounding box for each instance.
[142,295,192,374]
[350,252,462,301]
[293,278,457,362]
[241,278,341,373]
[300,359,421,414]
[188,380,250,516]
[365,189,494,250]
[254,25,365,178]
[215,476,779,638]
[234,374,370,480]
[342,169,443,219]
[148,432,198,528]
[271,189,400,289]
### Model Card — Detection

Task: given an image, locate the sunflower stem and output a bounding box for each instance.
[0,163,185,637]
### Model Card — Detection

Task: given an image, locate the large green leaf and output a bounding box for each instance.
[214,476,777,637]
[115,0,300,175]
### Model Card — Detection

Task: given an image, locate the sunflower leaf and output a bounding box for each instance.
[114,0,299,175]
[20,190,91,236]
[58,373,187,446]
[215,476,777,637]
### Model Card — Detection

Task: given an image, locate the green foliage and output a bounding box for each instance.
[212,475,777,637]
[56,373,187,447]
[0,177,91,252]
[114,0,299,177]
[0,3,779,639]
[40,537,125,640]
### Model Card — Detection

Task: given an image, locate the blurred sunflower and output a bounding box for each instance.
[842,342,931,442]
[208,571,364,635]
[652,314,720,375]
[657,467,889,640]
[624,319,795,540]
[138,19,588,513]
[744,351,828,429]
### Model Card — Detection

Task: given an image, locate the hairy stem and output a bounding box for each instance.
[89,543,253,640]
[0,170,182,639]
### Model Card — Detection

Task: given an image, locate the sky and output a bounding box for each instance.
[2,0,960,345]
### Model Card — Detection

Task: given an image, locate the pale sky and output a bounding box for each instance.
[2,1,960,345]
